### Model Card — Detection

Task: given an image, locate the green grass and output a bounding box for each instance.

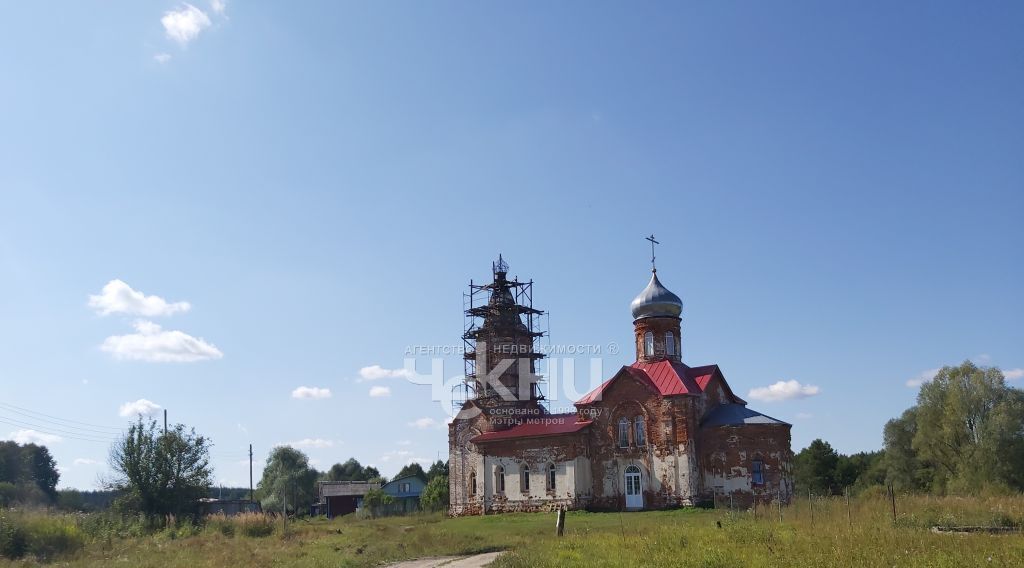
[2,495,1023,566]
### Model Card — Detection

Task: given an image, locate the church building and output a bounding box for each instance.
[448,252,793,515]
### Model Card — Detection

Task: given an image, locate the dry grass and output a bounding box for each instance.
[1,494,1022,566]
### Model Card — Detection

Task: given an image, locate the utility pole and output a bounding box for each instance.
[249,444,254,502]
[163,409,167,435]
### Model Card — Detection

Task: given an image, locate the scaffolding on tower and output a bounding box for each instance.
[452,255,550,412]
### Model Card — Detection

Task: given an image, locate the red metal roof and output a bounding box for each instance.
[632,360,704,396]
[470,414,592,443]
[574,367,661,405]
[575,360,746,406]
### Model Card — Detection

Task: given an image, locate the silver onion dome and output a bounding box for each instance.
[630,271,682,320]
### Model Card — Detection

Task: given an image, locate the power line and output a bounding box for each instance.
[0,403,124,436]
[0,417,116,444]
[0,401,124,433]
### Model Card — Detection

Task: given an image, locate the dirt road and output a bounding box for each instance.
[383,552,504,568]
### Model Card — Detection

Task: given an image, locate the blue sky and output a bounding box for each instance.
[1,1,1022,490]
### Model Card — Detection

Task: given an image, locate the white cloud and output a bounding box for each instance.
[379,449,413,463]
[747,380,821,402]
[154,53,172,64]
[6,429,62,445]
[211,0,227,16]
[359,365,415,381]
[88,279,190,317]
[291,386,332,400]
[369,386,391,398]
[118,398,162,417]
[408,417,439,429]
[1004,368,1024,381]
[906,368,941,388]
[101,320,223,363]
[162,4,212,45]
[73,458,100,466]
[976,353,992,364]
[282,438,334,449]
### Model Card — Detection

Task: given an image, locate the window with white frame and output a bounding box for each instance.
[547,463,556,491]
[634,416,646,446]
[520,464,530,494]
[618,418,630,447]
[470,471,477,496]
[665,332,675,356]
[644,332,654,356]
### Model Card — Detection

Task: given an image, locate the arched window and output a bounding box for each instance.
[752,459,764,485]
[495,465,505,494]
[520,464,530,494]
[634,416,646,446]
[547,463,556,491]
[665,332,675,356]
[618,417,630,448]
[644,332,654,356]
[469,471,477,496]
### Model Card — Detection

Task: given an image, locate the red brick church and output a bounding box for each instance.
[448,252,792,515]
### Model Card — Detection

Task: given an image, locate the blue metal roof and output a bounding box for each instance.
[701,404,790,428]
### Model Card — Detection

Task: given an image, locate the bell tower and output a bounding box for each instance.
[629,235,683,363]
[461,256,547,416]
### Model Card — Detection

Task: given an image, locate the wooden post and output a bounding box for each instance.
[556,508,565,537]
[249,444,254,503]
[888,484,897,526]
[845,486,851,528]
[808,490,813,524]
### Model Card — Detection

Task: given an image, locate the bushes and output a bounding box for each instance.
[0,515,27,559]
[0,512,85,560]
[204,512,276,538]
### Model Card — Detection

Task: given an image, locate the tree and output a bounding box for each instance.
[420,475,449,512]
[324,458,380,482]
[426,460,448,481]
[395,462,427,482]
[911,361,1024,492]
[258,446,318,514]
[361,488,394,518]
[883,408,930,491]
[793,439,839,495]
[0,441,60,505]
[108,417,213,517]
[22,444,59,500]
[835,451,884,492]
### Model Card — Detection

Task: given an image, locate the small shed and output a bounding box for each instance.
[317,480,381,518]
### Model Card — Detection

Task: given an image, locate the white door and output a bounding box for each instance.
[624,465,643,509]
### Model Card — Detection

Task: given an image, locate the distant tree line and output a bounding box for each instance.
[0,441,60,506]
[795,361,1024,495]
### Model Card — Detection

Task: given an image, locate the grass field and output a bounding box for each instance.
[2,494,1023,567]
